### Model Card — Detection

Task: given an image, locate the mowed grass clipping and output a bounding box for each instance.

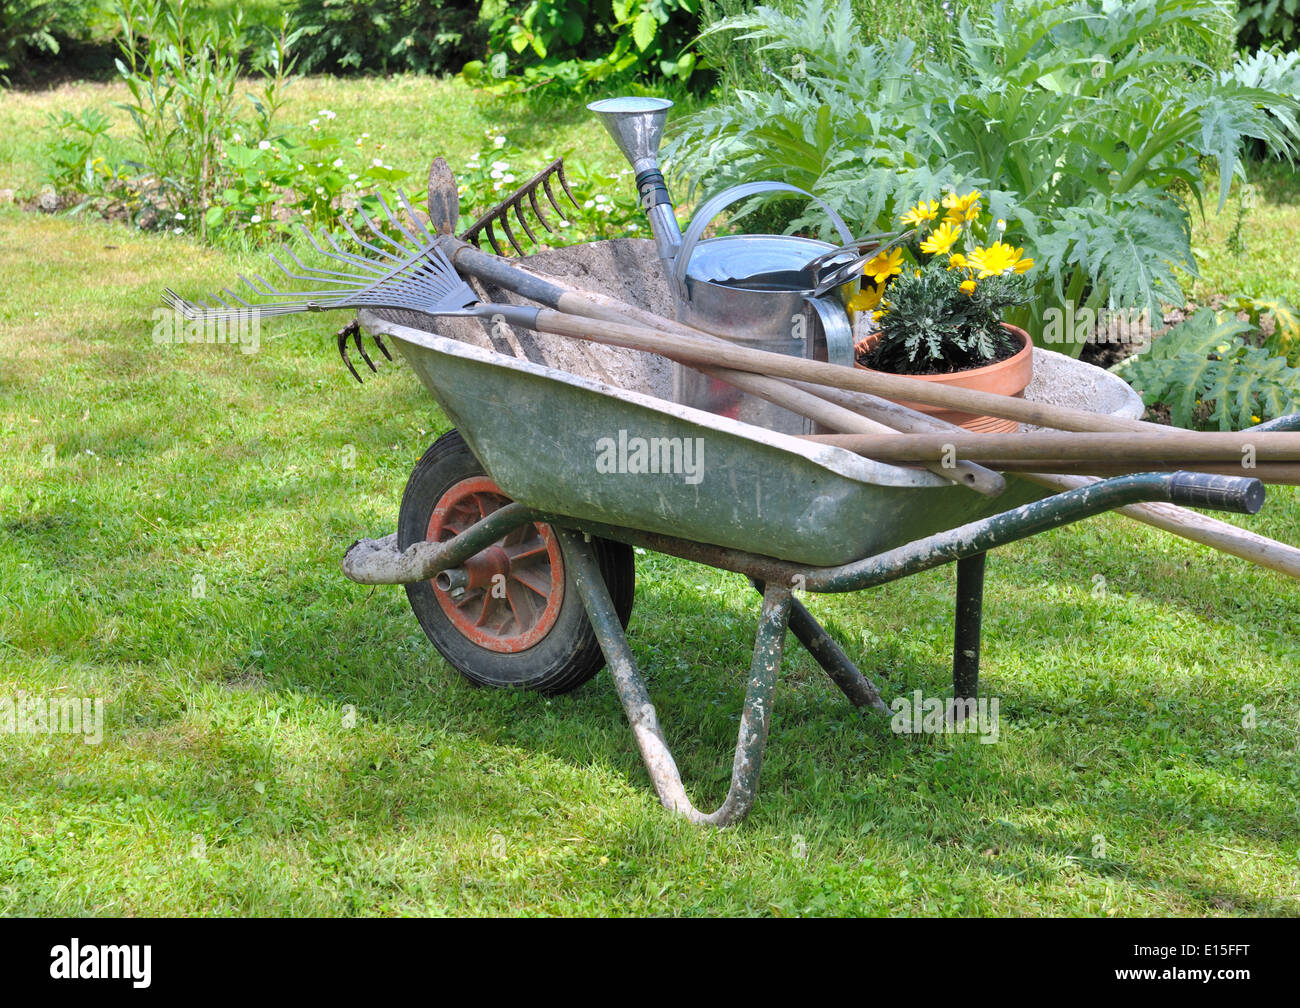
[1,76,1299,916]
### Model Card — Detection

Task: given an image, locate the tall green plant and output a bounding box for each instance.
[667,0,1300,356]
[113,0,295,239]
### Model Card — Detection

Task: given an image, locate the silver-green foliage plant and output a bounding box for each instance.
[1114,308,1300,430]
[666,0,1300,356]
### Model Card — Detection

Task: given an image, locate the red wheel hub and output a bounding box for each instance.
[426,476,564,653]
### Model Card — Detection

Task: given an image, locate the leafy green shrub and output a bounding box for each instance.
[1237,0,1299,51]
[43,108,122,205]
[1231,292,1300,364]
[1114,307,1300,429]
[462,0,701,93]
[46,0,410,245]
[668,0,1300,358]
[0,0,97,81]
[208,115,408,239]
[290,0,483,74]
[453,128,648,242]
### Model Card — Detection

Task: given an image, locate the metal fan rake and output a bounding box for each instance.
[163,191,525,382]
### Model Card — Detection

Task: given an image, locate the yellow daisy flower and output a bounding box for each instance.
[960,279,977,295]
[845,282,884,313]
[969,241,1032,278]
[861,247,904,283]
[920,221,961,256]
[942,189,982,226]
[899,199,939,228]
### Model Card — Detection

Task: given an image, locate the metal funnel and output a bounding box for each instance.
[587,96,673,175]
[588,96,682,260]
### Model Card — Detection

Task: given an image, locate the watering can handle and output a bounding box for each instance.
[672,182,855,301]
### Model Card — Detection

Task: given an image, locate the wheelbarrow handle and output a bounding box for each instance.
[1167,472,1265,515]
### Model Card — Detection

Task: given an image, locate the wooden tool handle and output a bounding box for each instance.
[530,308,1168,434]
[703,366,1006,496]
[801,430,1300,463]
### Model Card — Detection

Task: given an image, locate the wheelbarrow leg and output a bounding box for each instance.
[750,580,890,715]
[558,530,792,827]
[951,551,987,720]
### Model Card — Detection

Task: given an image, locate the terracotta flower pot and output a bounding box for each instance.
[856,323,1034,433]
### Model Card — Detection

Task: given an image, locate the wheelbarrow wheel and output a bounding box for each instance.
[398,429,634,695]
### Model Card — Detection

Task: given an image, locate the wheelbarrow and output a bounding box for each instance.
[340,313,1269,827]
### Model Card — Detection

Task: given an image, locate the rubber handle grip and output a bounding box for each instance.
[1168,471,1265,514]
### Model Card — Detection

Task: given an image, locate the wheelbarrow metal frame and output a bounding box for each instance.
[345,470,1263,826]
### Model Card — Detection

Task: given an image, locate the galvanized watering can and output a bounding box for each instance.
[589,98,856,434]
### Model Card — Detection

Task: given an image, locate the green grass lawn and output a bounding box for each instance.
[2,77,1300,916]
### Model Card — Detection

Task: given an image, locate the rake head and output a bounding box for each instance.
[163,191,483,382]
[460,157,580,257]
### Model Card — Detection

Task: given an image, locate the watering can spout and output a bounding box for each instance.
[588,96,683,262]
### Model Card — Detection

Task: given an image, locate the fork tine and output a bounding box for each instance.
[513,201,540,247]
[499,212,523,256]
[541,175,566,217]
[555,161,580,209]
[338,325,363,382]
[352,325,377,373]
[526,186,554,234]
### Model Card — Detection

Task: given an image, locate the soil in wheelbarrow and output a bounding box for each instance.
[375,238,676,401]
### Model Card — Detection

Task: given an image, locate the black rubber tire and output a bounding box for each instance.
[398,429,634,695]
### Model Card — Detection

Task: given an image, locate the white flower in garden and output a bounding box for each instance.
[373,158,383,167]
[316,186,325,196]
[595,194,608,204]
[173,227,183,234]
[309,119,319,128]
[583,200,594,209]
[502,174,516,184]
[494,135,507,148]
[559,219,571,227]
[332,158,344,168]
[174,212,185,220]
[297,164,305,172]
[491,160,508,171]
[490,169,503,180]
[348,173,359,181]
[231,133,242,143]
[259,140,271,150]
[319,109,336,120]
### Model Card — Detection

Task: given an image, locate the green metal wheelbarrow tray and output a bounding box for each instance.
[340,312,1274,827]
